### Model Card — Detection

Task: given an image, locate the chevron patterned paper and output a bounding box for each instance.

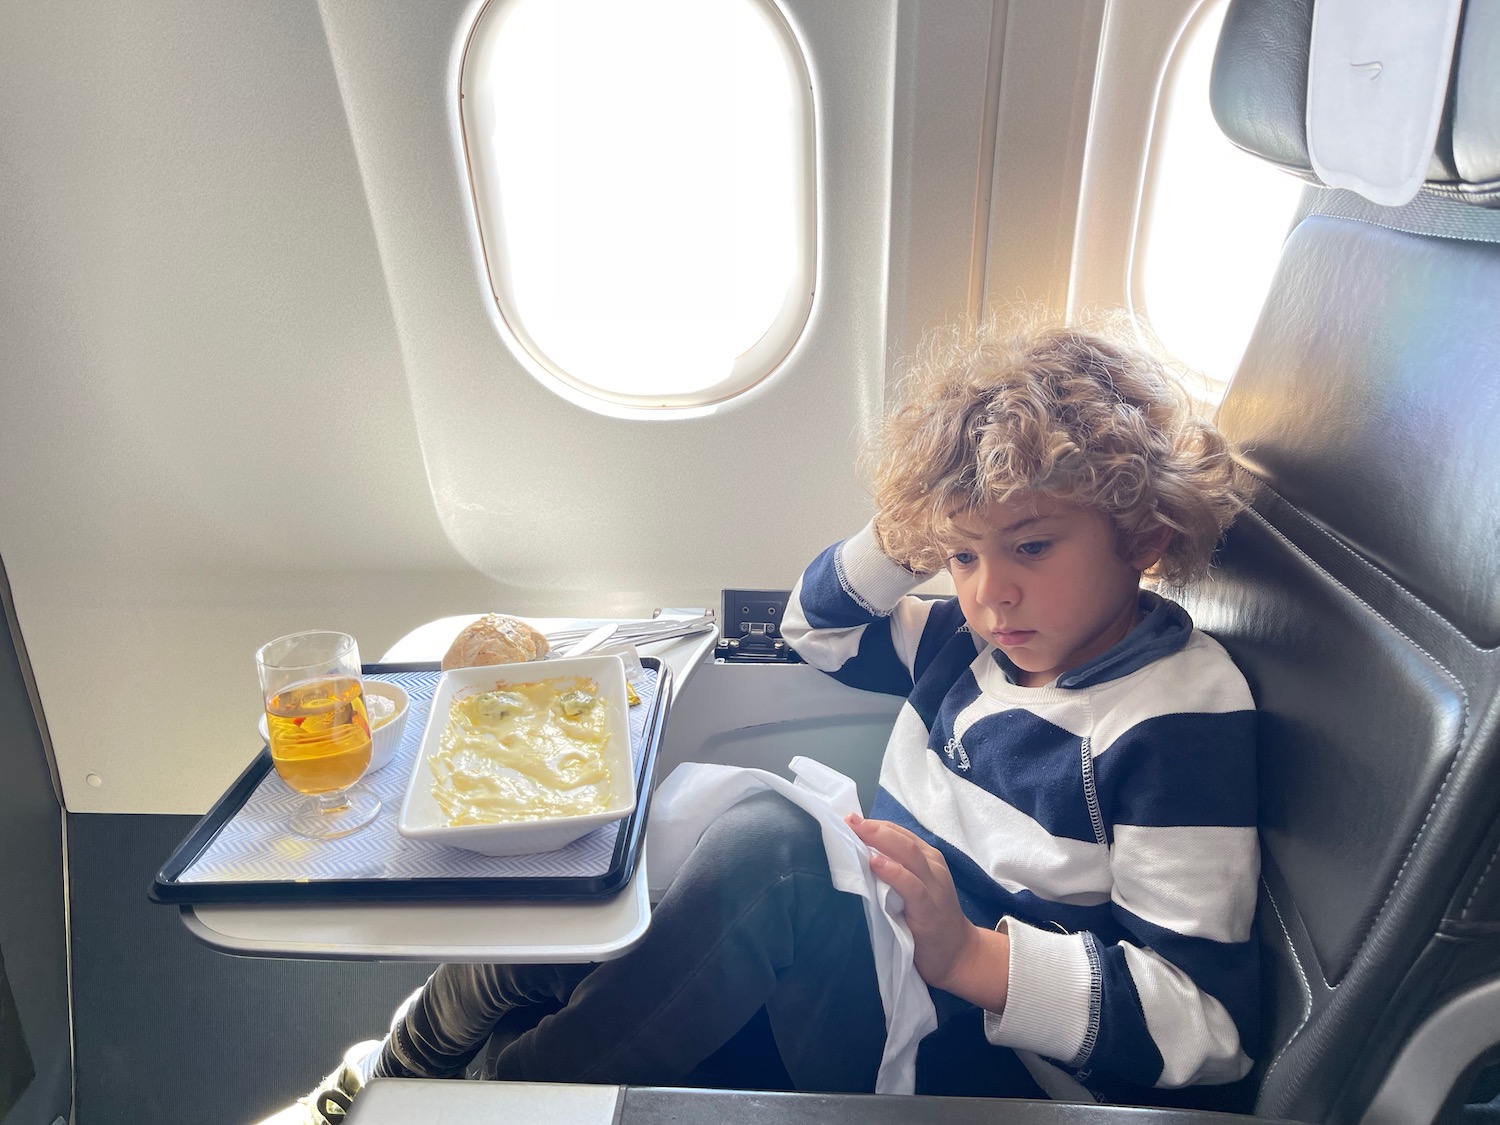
[178,668,660,885]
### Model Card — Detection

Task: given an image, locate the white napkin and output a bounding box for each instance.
[646,756,939,1094]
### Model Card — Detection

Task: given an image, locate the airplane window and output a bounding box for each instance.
[1134,0,1303,393]
[460,0,815,414]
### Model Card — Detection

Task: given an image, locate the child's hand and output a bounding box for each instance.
[846,813,1009,1012]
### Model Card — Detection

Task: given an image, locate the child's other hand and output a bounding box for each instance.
[845,813,1009,1012]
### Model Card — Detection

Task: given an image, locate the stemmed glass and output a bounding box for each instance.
[255,630,380,838]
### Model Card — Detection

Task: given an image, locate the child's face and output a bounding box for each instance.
[945,494,1164,688]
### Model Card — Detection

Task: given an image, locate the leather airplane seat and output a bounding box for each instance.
[1173,0,1500,1121]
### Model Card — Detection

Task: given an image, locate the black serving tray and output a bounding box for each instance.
[148,657,670,905]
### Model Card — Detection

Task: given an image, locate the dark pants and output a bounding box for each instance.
[375,792,1043,1097]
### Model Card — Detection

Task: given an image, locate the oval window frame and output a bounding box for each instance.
[458,0,817,416]
[1129,0,1304,394]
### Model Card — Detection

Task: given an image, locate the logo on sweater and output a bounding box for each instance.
[943,734,971,772]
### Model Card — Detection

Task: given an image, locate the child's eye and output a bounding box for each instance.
[1016,540,1051,558]
[947,550,977,568]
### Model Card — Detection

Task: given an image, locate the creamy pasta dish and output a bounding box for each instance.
[429,676,614,826]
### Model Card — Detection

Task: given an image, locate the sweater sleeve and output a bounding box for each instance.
[983,655,1260,1089]
[781,523,941,697]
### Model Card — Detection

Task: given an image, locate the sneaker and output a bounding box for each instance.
[252,1039,383,1125]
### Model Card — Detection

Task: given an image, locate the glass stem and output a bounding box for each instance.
[315,790,352,814]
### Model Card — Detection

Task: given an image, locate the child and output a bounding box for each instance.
[787,317,1257,1101]
[259,317,1257,1123]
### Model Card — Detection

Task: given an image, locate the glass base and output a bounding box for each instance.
[287,785,381,839]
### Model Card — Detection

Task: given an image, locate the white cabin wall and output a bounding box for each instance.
[883,0,1108,385]
[884,0,1006,369]
[0,1,528,814]
[312,0,900,611]
[984,0,1107,318]
[0,0,1111,816]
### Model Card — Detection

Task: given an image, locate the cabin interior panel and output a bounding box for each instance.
[1,564,70,1125]
[66,812,437,1125]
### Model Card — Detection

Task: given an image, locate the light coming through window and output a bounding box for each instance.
[461,0,816,413]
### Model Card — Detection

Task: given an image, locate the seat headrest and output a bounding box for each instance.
[1210,0,1500,208]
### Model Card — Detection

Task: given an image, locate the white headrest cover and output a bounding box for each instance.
[1306,0,1464,206]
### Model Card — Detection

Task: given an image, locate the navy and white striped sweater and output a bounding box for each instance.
[782,524,1259,1092]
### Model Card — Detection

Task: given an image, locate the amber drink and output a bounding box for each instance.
[266,675,372,796]
[255,630,381,838]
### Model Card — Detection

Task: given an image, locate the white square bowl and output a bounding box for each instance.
[397,655,634,856]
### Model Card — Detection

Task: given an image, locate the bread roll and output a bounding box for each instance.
[441,614,551,670]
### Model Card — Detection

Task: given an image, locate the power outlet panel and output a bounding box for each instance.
[715,588,801,663]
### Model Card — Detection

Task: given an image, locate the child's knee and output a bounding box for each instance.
[692,791,828,885]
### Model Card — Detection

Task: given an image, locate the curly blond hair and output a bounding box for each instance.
[866,314,1242,586]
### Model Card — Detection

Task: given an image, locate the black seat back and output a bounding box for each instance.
[0,556,72,1123]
